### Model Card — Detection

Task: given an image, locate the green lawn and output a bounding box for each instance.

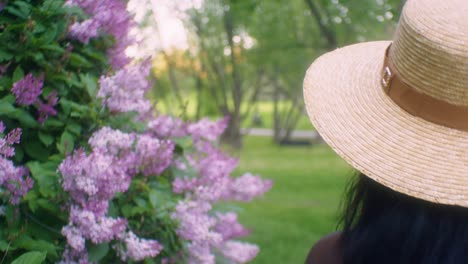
[236,136,353,264]
[241,101,314,131]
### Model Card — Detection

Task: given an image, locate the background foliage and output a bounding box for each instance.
[149,0,404,145]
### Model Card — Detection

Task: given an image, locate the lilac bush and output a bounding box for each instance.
[0,0,271,263]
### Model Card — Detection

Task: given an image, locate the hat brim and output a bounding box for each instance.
[304,41,468,207]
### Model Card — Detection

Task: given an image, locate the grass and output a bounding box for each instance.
[235,136,353,264]
[241,101,314,131]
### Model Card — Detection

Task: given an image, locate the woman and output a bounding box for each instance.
[302,0,468,263]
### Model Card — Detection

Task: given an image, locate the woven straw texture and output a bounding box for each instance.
[391,0,468,105]
[303,0,468,206]
[304,41,468,207]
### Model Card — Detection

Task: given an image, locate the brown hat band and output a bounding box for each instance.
[382,45,468,131]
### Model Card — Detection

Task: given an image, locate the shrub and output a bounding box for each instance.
[0,1,271,263]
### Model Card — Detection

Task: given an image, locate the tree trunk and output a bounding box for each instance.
[221,1,243,149]
[221,113,243,149]
[304,0,337,50]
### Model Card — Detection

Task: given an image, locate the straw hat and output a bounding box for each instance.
[303,0,468,207]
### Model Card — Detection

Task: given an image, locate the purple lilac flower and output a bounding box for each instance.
[65,0,134,69]
[37,90,58,123]
[224,173,273,202]
[171,200,222,264]
[188,117,229,142]
[135,135,174,176]
[218,241,259,263]
[68,207,127,244]
[118,231,163,261]
[0,127,21,158]
[11,73,44,106]
[215,213,250,240]
[0,123,33,205]
[0,158,34,204]
[182,147,239,202]
[172,177,198,194]
[62,226,86,252]
[3,166,33,204]
[59,248,90,264]
[148,115,188,138]
[59,148,133,215]
[97,61,152,115]
[169,114,272,263]
[88,127,135,156]
[69,19,100,44]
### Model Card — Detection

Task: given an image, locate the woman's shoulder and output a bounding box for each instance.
[305,231,343,264]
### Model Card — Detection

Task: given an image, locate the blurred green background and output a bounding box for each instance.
[135,0,405,262]
[236,136,352,264]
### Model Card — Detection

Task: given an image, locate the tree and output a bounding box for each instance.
[151,0,404,145]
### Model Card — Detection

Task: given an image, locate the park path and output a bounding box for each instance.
[241,128,320,140]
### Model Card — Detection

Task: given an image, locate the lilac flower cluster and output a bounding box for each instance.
[135,134,175,176]
[172,199,260,264]
[62,207,127,251]
[65,0,134,69]
[219,241,260,263]
[59,148,132,215]
[11,73,43,106]
[97,61,152,116]
[188,116,229,142]
[118,231,164,261]
[0,122,33,205]
[59,127,173,262]
[148,115,188,138]
[11,73,58,123]
[168,117,272,263]
[37,90,58,123]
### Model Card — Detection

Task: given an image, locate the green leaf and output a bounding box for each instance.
[5,6,30,20]
[38,132,54,146]
[11,251,46,264]
[0,240,9,251]
[88,243,109,262]
[69,53,93,68]
[80,73,98,98]
[66,122,82,135]
[24,140,49,162]
[149,190,162,208]
[121,204,133,218]
[36,199,60,214]
[13,235,57,258]
[12,66,25,83]
[43,118,64,128]
[27,161,58,197]
[0,49,13,61]
[0,100,16,115]
[38,24,58,44]
[11,109,38,128]
[40,44,65,54]
[58,131,75,155]
[14,146,24,162]
[0,76,12,91]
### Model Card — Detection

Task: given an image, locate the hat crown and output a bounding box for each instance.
[390,0,468,106]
